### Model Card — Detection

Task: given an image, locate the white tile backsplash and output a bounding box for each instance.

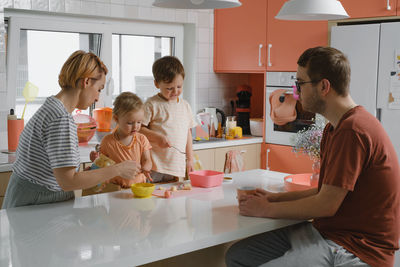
[13,0,31,9]
[0,73,6,92]
[65,0,80,13]
[32,0,48,11]
[198,43,209,58]
[0,1,250,131]
[49,0,65,12]
[197,27,209,43]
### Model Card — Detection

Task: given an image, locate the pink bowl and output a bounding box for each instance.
[284,173,318,192]
[189,170,224,188]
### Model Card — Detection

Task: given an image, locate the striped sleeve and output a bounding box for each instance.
[43,115,80,169]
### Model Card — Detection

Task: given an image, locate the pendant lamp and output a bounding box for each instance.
[153,0,242,9]
[276,0,349,21]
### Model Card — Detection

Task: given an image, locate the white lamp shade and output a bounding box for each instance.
[276,0,349,21]
[153,0,242,9]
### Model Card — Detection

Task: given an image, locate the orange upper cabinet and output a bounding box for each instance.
[214,0,328,73]
[340,0,397,19]
[214,0,267,73]
[266,0,327,71]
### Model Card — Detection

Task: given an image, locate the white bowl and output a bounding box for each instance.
[250,118,263,136]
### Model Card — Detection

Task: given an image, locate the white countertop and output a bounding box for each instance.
[0,133,263,172]
[0,169,300,267]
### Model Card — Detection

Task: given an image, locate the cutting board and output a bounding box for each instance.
[152,187,212,198]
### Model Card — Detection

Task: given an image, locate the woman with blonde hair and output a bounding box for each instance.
[2,50,140,209]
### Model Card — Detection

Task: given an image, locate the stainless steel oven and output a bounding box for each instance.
[265,72,322,146]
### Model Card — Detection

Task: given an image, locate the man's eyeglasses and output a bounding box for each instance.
[295,80,320,94]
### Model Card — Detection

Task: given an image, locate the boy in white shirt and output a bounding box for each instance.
[140,56,196,182]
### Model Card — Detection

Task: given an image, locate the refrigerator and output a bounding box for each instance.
[331,22,400,162]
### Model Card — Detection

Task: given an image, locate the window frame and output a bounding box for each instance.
[5,10,184,114]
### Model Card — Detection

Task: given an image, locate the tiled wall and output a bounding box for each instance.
[0,1,249,131]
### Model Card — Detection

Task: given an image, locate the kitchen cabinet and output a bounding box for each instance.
[194,148,215,171]
[0,172,11,208]
[340,0,397,19]
[195,143,261,173]
[264,143,313,174]
[214,0,328,72]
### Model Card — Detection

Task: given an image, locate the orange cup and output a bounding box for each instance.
[93,107,113,132]
[7,119,24,152]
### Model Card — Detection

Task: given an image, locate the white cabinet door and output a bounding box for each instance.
[331,24,380,117]
[377,22,400,160]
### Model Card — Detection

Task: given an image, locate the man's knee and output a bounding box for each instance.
[225,242,243,267]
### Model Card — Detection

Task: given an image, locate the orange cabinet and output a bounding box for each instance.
[340,0,397,19]
[262,143,313,174]
[214,0,328,73]
[214,0,267,73]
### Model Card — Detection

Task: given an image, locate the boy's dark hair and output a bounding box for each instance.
[152,56,185,83]
[297,46,351,96]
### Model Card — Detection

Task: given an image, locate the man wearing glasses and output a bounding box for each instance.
[226,47,399,267]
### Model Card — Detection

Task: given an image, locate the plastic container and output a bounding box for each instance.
[131,183,155,198]
[189,170,224,188]
[284,173,318,192]
[7,119,24,152]
[93,107,113,132]
[250,118,263,136]
[73,112,97,145]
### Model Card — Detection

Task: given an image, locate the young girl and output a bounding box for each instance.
[92,92,152,190]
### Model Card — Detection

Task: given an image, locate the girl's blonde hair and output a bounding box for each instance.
[113,92,143,117]
[58,50,108,90]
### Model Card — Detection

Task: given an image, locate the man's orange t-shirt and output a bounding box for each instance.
[100,132,152,185]
[313,106,400,267]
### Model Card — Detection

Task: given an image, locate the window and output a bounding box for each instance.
[112,34,174,101]
[5,11,184,122]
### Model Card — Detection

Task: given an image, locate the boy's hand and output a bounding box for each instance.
[157,134,171,148]
[186,159,194,174]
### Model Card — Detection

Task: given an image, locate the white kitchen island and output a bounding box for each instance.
[0,169,301,267]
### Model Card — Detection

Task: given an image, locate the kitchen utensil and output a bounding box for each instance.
[284,173,318,192]
[189,170,224,188]
[131,183,155,198]
[21,81,39,120]
[249,118,263,136]
[170,145,186,154]
[93,107,113,132]
[203,107,226,130]
[73,111,97,145]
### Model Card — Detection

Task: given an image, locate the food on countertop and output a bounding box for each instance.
[164,190,171,198]
[170,186,177,192]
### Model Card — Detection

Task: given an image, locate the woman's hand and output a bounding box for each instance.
[116,160,141,179]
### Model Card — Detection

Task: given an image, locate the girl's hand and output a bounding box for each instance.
[90,151,99,162]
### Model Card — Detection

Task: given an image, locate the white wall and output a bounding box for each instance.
[0,1,248,131]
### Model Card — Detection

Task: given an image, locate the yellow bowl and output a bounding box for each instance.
[131,183,155,198]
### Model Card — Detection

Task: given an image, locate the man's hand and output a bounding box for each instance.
[238,194,271,217]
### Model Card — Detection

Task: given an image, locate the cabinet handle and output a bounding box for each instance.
[258,44,263,67]
[267,44,272,67]
[387,0,391,10]
[266,148,270,170]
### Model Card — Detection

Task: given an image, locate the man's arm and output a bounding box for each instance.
[239,184,348,220]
